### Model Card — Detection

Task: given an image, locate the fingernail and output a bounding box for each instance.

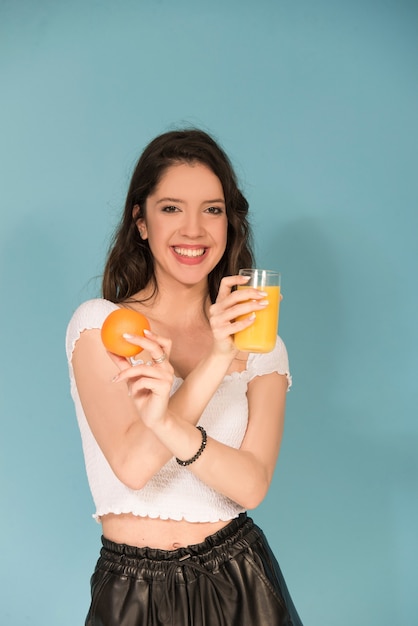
[259,291,268,297]
[143,329,152,336]
[259,300,269,306]
[130,357,144,366]
[123,333,135,340]
[249,312,256,320]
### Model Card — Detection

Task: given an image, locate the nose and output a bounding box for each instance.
[178,212,205,238]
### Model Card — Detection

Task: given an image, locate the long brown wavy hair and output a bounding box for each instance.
[102,129,254,304]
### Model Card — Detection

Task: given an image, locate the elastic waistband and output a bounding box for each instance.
[99,513,260,578]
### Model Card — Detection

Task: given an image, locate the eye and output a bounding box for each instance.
[205,206,224,215]
[161,205,180,213]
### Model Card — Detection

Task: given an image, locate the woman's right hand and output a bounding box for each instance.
[110,330,175,430]
[208,274,269,355]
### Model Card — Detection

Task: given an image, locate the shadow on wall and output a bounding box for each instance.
[263,216,345,399]
[258,217,416,623]
[0,213,102,623]
[0,212,93,506]
[1,215,69,368]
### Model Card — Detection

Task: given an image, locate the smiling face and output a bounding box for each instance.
[136,162,228,290]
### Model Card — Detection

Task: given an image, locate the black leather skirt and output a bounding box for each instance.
[86,513,303,625]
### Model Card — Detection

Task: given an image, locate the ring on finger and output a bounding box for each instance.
[152,352,167,364]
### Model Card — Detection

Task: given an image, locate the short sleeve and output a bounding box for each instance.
[246,336,292,389]
[65,298,119,364]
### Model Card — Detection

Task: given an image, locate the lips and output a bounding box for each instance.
[173,247,206,258]
[171,245,208,265]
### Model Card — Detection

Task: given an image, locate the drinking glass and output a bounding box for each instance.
[234,268,281,353]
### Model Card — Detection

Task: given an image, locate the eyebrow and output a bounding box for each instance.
[156,197,226,205]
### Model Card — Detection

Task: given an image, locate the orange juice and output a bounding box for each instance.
[234,285,280,353]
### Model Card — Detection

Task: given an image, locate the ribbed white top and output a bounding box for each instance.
[66,299,291,523]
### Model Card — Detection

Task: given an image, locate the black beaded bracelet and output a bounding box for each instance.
[175,426,207,467]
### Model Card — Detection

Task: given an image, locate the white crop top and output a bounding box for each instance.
[66,299,291,523]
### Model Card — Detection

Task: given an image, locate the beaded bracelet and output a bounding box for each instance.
[175,426,207,467]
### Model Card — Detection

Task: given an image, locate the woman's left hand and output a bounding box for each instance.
[208,275,270,354]
[109,330,174,429]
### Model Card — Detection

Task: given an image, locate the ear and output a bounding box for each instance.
[132,204,148,240]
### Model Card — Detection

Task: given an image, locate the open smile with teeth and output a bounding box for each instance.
[173,247,206,258]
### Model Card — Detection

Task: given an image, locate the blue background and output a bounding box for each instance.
[1,1,417,624]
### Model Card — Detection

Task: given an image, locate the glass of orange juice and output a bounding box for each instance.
[234,269,281,353]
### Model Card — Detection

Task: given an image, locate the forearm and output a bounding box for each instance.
[151,414,272,509]
[114,348,237,486]
[111,422,173,489]
[110,370,286,498]
[168,346,237,422]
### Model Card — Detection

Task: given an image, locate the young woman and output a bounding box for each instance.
[66,129,303,625]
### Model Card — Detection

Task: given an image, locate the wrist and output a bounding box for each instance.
[151,409,176,438]
[176,425,207,467]
[152,413,206,464]
[210,342,238,365]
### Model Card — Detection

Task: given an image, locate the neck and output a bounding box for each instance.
[133,277,211,325]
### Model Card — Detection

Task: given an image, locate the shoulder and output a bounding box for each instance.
[247,336,292,389]
[65,298,119,361]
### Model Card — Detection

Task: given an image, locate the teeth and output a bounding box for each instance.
[174,247,205,257]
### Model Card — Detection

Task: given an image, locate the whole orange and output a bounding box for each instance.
[101,308,151,357]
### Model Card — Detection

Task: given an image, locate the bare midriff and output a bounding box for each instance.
[101,513,232,550]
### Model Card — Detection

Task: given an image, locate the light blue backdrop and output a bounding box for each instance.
[1,1,417,624]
